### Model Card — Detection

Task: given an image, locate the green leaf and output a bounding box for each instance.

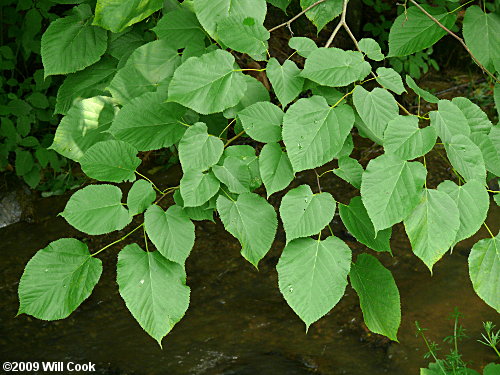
[26,93,49,109]
[301,48,371,87]
[280,185,336,244]
[452,97,492,135]
[94,0,164,33]
[300,0,343,32]
[288,37,318,58]
[361,154,426,232]
[383,115,437,160]
[437,180,489,245]
[444,134,486,182]
[353,87,399,142]
[277,236,351,329]
[173,190,216,222]
[349,254,400,341]
[429,99,470,143]
[470,133,500,177]
[339,196,391,253]
[218,16,269,61]
[153,9,205,50]
[484,363,500,375]
[463,6,500,72]
[259,143,294,197]
[283,96,354,172]
[61,184,131,235]
[117,243,190,346]
[388,6,456,57]
[41,4,107,77]
[404,189,460,272]
[238,102,283,143]
[223,75,270,119]
[178,122,224,172]
[180,170,220,207]
[108,40,181,105]
[266,58,304,107]
[217,192,277,267]
[193,0,267,40]
[55,57,117,115]
[109,92,186,151]
[18,238,102,320]
[80,140,141,183]
[333,156,364,189]
[15,150,34,176]
[127,180,156,216]
[51,96,116,161]
[144,205,195,265]
[468,233,500,312]
[267,0,291,12]
[375,67,406,95]
[359,38,384,61]
[168,50,247,115]
[405,76,439,103]
[311,85,343,106]
[212,157,252,194]
[108,29,146,61]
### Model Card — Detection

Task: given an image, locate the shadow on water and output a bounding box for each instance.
[0,165,498,375]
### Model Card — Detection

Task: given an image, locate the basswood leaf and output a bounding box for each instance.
[470,133,500,177]
[109,92,186,151]
[383,115,437,160]
[353,87,399,142]
[468,233,500,312]
[153,9,205,50]
[223,75,270,119]
[333,156,364,189]
[127,180,156,216]
[405,76,439,103]
[311,85,343,106]
[388,5,456,57]
[193,0,267,40]
[259,143,294,197]
[359,38,384,61]
[300,0,343,32]
[94,0,164,33]
[266,58,304,107]
[217,192,277,267]
[452,97,492,135]
[238,102,283,143]
[217,16,269,61]
[444,134,486,182]
[280,185,336,244]
[288,37,318,58]
[277,236,351,329]
[375,67,406,95]
[437,180,489,245]
[117,243,190,346]
[108,40,181,105]
[301,48,371,87]
[267,0,292,12]
[18,238,102,320]
[168,50,247,115]
[212,157,252,194]
[222,147,261,192]
[404,189,460,272]
[463,6,500,72]
[283,96,354,172]
[429,99,470,143]
[80,140,141,183]
[61,184,131,235]
[174,190,216,222]
[180,170,220,207]
[108,29,146,61]
[55,57,117,115]
[144,205,195,265]
[339,196,391,253]
[361,154,426,233]
[41,4,107,77]
[349,254,400,341]
[178,122,224,172]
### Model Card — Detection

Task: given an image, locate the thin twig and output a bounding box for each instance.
[224,130,245,147]
[325,0,349,47]
[408,0,499,83]
[268,0,327,33]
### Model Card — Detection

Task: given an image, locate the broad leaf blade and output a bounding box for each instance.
[266,58,304,107]
[180,170,220,207]
[300,0,343,32]
[238,102,283,143]
[179,122,224,172]
[444,134,486,182]
[127,180,156,216]
[259,143,294,197]
[429,99,470,143]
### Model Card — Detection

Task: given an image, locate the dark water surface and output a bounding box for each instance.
[1,170,498,375]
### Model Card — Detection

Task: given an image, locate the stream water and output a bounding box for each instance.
[0,166,498,375]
